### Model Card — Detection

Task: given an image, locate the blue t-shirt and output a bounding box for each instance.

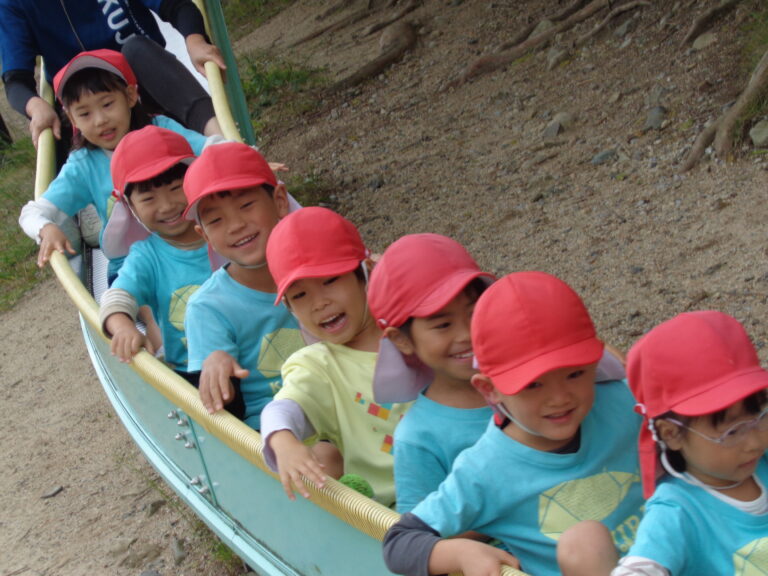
[40,115,205,275]
[412,379,645,576]
[627,456,768,575]
[185,267,304,430]
[111,234,210,371]
[394,392,493,514]
[0,0,165,80]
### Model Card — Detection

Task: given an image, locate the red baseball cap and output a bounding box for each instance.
[182,142,277,222]
[53,49,137,102]
[472,272,604,395]
[368,234,495,403]
[101,126,195,259]
[628,310,768,498]
[266,207,367,305]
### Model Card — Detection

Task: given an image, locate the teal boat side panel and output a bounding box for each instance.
[199,429,394,576]
[80,318,393,576]
[83,322,211,493]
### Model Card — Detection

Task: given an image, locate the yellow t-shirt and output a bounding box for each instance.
[276,342,411,507]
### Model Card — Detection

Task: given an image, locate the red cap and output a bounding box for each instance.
[266,207,367,305]
[101,126,196,259]
[53,49,137,102]
[627,310,768,498]
[368,234,495,329]
[472,272,604,395]
[182,142,277,221]
[368,234,494,403]
[111,126,195,198]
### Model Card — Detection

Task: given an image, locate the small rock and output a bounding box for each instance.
[368,175,385,190]
[749,120,768,148]
[591,149,618,165]
[608,91,621,104]
[530,19,554,39]
[552,111,575,129]
[41,485,64,499]
[172,537,187,565]
[614,17,636,38]
[692,32,717,51]
[546,47,568,71]
[119,543,163,568]
[542,121,562,141]
[146,499,166,517]
[644,106,667,131]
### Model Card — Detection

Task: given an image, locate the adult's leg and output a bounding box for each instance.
[122,35,216,135]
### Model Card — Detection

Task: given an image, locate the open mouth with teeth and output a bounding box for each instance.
[450,350,474,361]
[231,233,258,248]
[319,313,347,333]
[158,212,185,225]
[544,409,576,423]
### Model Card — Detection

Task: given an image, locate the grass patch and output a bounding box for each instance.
[0,138,49,312]
[741,5,768,73]
[285,171,338,208]
[240,51,327,134]
[222,0,296,40]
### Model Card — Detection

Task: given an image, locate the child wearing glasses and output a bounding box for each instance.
[557,311,768,576]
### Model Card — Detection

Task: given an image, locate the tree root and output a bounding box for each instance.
[360,0,420,37]
[326,21,417,94]
[316,0,357,21]
[575,1,650,46]
[681,48,768,171]
[448,0,611,88]
[290,6,377,48]
[497,0,588,52]
[681,0,741,46]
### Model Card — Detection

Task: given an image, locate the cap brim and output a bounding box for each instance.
[373,338,434,403]
[489,337,605,395]
[273,258,361,305]
[56,57,126,100]
[118,156,194,197]
[183,174,275,221]
[672,366,768,416]
[410,270,495,319]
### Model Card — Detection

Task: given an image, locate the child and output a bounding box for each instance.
[18,49,206,278]
[560,311,768,576]
[366,233,495,514]
[260,206,411,507]
[182,142,304,429]
[98,126,211,380]
[383,271,644,576]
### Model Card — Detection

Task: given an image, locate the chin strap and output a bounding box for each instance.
[657,426,745,492]
[495,402,547,437]
[239,261,268,270]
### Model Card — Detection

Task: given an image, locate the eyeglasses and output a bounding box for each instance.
[665,408,768,447]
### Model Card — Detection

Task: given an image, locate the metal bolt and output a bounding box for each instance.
[167,410,178,419]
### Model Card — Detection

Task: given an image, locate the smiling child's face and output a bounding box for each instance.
[196,186,288,268]
[128,178,197,242]
[474,363,597,452]
[284,271,375,350]
[399,289,478,387]
[66,85,138,150]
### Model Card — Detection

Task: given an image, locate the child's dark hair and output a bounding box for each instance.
[61,68,151,151]
[398,277,488,337]
[125,163,189,198]
[659,390,767,472]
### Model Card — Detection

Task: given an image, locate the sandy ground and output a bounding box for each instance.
[0,280,234,576]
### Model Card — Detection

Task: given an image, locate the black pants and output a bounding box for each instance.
[121,36,215,135]
[175,371,246,421]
